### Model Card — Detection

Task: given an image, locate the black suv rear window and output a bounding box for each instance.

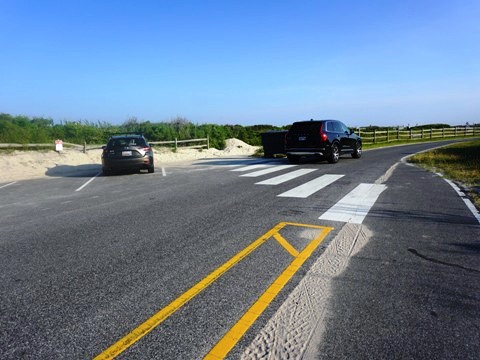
[288,122,322,134]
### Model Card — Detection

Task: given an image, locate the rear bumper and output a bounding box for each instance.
[102,156,153,170]
[285,147,330,157]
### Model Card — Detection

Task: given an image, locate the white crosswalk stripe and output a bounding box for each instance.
[256,168,317,185]
[277,174,344,198]
[231,164,271,172]
[229,164,386,224]
[319,183,387,224]
[240,165,297,177]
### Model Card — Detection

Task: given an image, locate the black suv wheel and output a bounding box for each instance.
[328,143,340,163]
[352,141,362,159]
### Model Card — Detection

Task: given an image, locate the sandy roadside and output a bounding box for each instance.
[0,138,260,183]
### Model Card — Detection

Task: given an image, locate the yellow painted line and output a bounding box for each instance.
[273,232,299,257]
[205,224,333,359]
[94,222,287,360]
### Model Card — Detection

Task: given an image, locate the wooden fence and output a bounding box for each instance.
[357,126,480,144]
[149,137,209,150]
[0,137,209,152]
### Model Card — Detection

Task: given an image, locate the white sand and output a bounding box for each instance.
[0,138,260,182]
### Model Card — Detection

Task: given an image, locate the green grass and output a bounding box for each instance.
[362,136,479,150]
[408,140,480,208]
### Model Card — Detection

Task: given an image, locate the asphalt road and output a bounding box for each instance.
[1,140,479,359]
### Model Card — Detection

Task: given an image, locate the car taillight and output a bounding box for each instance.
[142,147,151,152]
[320,131,328,142]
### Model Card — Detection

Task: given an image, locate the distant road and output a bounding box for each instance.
[1,140,478,359]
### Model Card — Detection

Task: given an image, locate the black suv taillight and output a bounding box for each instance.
[320,130,328,142]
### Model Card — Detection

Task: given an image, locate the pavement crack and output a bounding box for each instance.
[407,248,480,274]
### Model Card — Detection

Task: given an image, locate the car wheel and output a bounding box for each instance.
[148,165,155,173]
[287,154,300,164]
[102,168,111,176]
[352,142,362,159]
[328,143,340,163]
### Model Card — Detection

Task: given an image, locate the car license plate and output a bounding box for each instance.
[298,136,306,141]
[122,151,132,156]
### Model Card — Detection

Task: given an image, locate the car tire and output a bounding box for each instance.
[287,154,300,164]
[102,168,111,176]
[328,143,340,163]
[352,142,362,159]
[148,165,155,173]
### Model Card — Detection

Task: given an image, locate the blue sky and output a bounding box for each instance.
[1,0,479,127]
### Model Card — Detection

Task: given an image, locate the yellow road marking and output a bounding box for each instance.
[94,222,332,360]
[205,224,332,359]
[273,232,299,257]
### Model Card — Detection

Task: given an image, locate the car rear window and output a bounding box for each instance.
[289,122,322,134]
[108,138,146,147]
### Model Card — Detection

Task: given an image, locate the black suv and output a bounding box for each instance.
[285,120,362,164]
[102,134,155,175]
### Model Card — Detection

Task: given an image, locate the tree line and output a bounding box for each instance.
[0,113,286,149]
[2,113,474,150]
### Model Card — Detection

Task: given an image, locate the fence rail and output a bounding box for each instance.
[0,142,99,152]
[0,143,53,148]
[0,137,210,152]
[357,126,480,144]
[149,137,209,150]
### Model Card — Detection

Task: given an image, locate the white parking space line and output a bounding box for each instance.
[319,183,387,224]
[240,165,297,177]
[162,167,166,176]
[75,172,102,192]
[256,169,317,185]
[278,174,344,198]
[0,181,17,189]
[231,164,271,172]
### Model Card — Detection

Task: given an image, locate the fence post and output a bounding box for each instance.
[421,128,424,139]
[83,141,87,153]
[357,127,361,137]
[387,129,389,143]
[442,128,445,138]
[409,128,412,140]
[430,129,432,139]
[175,138,178,150]
[397,128,399,140]
[207,135,209,149]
